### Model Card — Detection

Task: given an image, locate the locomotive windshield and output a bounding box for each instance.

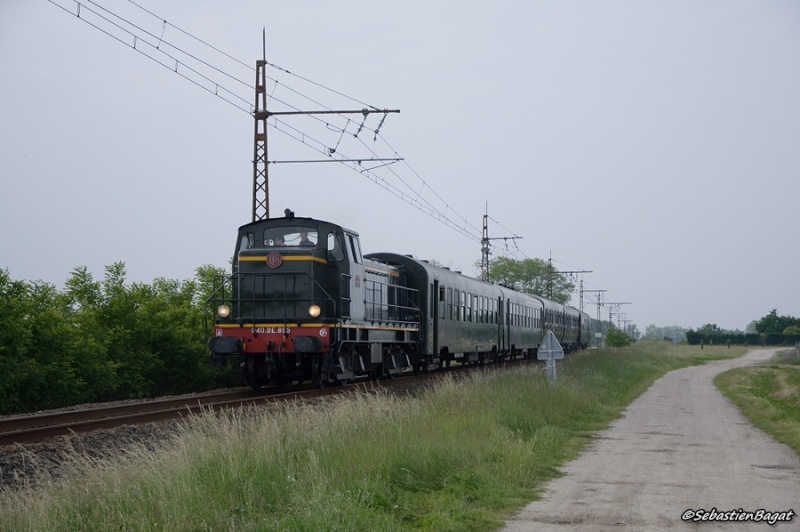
[237,227,320,250]
[264,227,318,247]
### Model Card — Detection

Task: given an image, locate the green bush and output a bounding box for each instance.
[0,264,230,415]
[605,328,632,347]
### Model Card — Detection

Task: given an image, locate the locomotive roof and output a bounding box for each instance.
[237,216,358,236]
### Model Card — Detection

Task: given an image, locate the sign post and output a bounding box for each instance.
[537,330,564,385]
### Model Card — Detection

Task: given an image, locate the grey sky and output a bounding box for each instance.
[1,1,798,332]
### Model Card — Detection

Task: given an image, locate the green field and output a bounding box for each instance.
[0,343,743,531]
[716,348,800,455]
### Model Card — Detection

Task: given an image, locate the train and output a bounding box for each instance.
[206,214,592,388]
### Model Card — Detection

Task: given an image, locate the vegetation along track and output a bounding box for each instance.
[0,367,472,447]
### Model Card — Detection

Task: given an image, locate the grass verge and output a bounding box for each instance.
[0,342,742,531]
[715,348,800,455]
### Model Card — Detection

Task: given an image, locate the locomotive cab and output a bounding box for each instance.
[206,216,420,388]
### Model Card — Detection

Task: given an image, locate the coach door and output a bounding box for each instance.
[498,296,508,354]
[344,232,366,322]
[432,279,440,358]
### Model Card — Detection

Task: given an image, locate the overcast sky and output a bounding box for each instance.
[2,1,798,332]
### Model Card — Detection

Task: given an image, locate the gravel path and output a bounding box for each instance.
[502,348,799,531]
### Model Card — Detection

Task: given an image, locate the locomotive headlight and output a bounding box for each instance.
[308,304,321,318]
[217,304,231,318]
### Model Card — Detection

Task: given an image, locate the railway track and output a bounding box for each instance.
[0,387,325,447]
[0,359,515,448]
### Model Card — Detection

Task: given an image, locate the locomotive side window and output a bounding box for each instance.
[327,232,344,261]
[347,234,362,264]
[239,233,254,251]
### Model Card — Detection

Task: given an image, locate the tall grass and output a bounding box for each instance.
[0,342,740,531]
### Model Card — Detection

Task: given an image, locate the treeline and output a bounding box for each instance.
[642,325,688,344]
[685,310,800,347]
[0,263,236,415]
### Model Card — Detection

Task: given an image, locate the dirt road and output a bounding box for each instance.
[502,348,799,531]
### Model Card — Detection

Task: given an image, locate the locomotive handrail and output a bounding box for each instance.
[340,273,352,320]
[363,277,420,325]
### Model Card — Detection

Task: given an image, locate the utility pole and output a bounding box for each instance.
[606,302,632,329]
[584,289,606,345]
[252,31,401,221]
[546,254,591,301]
[480,204,521,281]
[252,32,268,221]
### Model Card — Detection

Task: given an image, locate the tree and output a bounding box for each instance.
[755,309,800,334]
[643,324,688,344]
[0,263,237,415]
[485,256,574,304]
[606,328,632,347]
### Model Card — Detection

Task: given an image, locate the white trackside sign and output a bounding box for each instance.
[537,330,564,360]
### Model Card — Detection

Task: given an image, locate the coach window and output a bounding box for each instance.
[447,288,453,320]
[459,291,466,321]
[439,286,446,319]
